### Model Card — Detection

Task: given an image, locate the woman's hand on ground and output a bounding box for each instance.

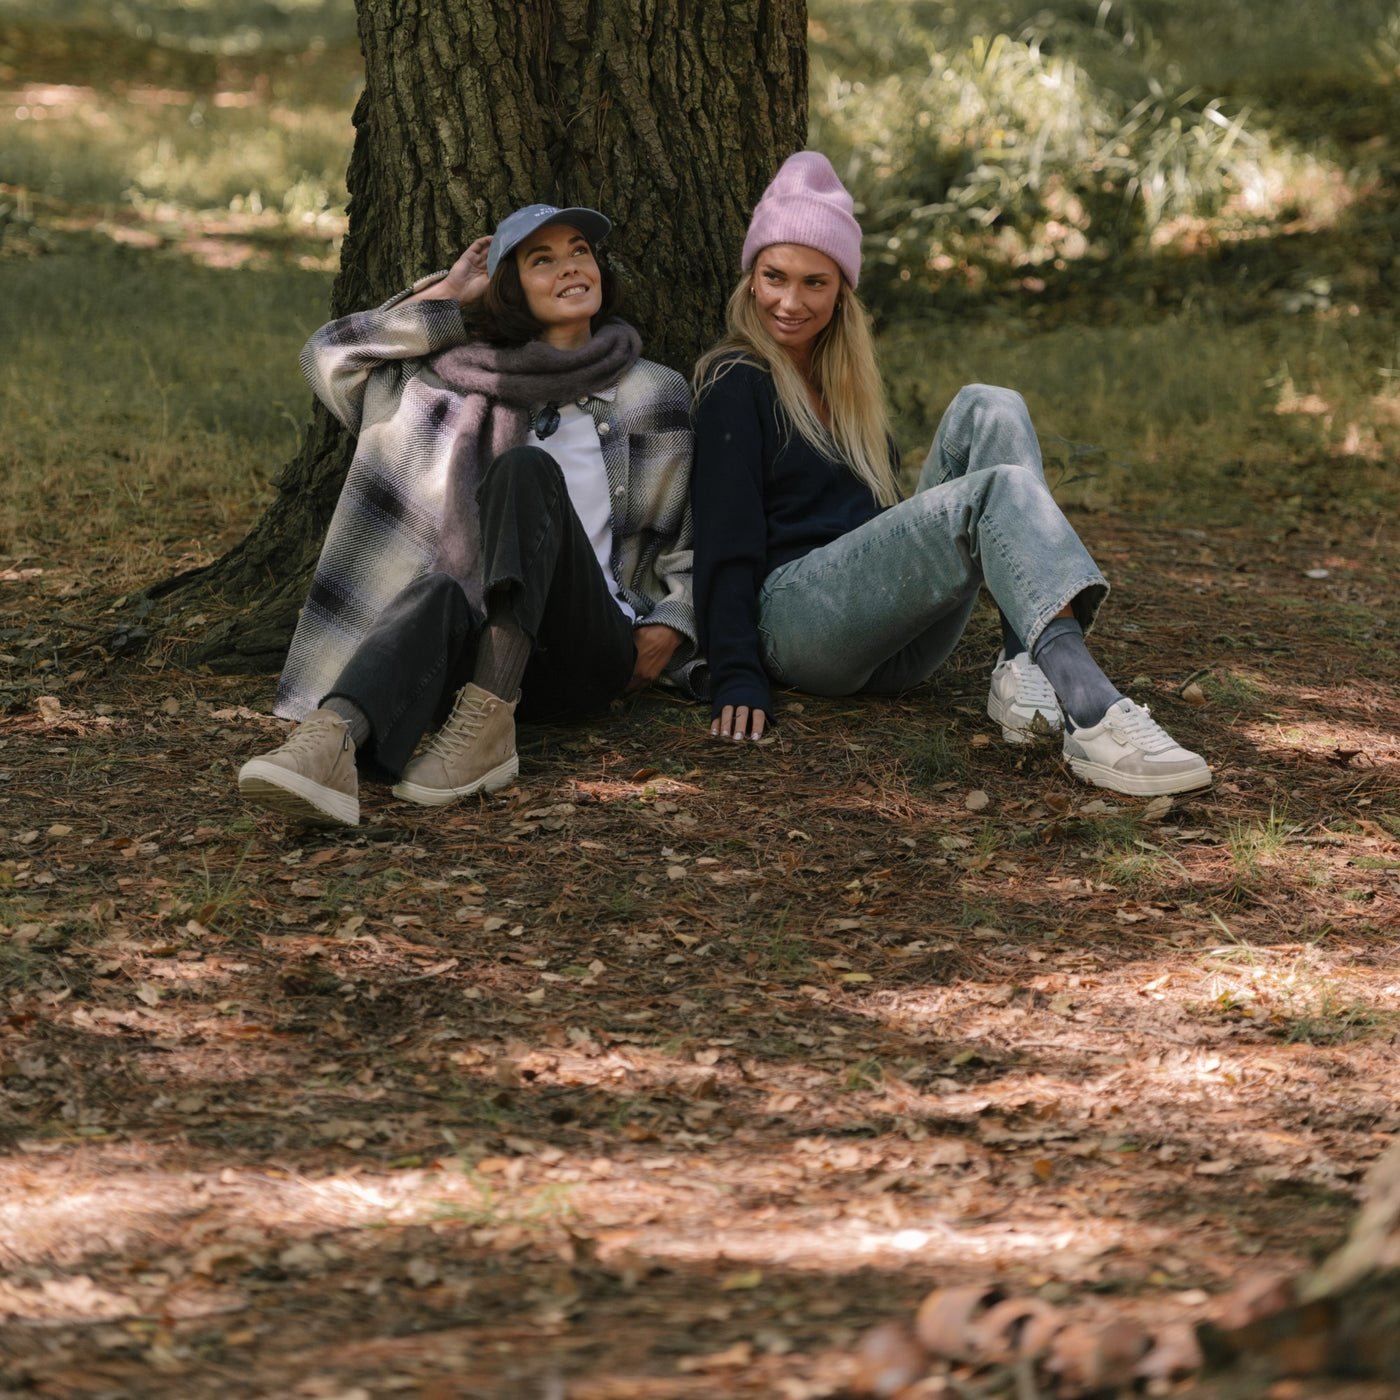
[711,705,767,741]
[403,236,493,306]
[626,624,684,694]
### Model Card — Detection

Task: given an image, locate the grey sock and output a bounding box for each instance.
[999,611,1026,659]
[474,598,530,700]
[322,695,370,748]
[1032,616,1123,728]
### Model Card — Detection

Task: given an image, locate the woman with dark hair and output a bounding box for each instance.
[238,203,701,827]
[692,154,1209,797]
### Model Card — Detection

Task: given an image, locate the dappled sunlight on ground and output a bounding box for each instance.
[3,511,1399,1394]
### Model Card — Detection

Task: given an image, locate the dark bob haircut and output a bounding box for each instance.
[472,241,624,348]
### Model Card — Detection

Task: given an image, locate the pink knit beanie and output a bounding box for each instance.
[741,151,862,288]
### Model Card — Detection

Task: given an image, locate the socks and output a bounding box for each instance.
[473,596,531,701]
[999,611,1026,660]
[1031,616,1123,728]
[322,695,371,748]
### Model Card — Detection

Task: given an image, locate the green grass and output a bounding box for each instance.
[751,910,809,976]
[1190,934,1398,1044]
[1203,669,1268,711]
[879,313,1400,525]
[893,726,960,785]
[0,240,332,579]
[6,0,1400,586]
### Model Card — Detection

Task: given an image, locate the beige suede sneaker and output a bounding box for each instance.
[238,708,360,827]
[392,683,519,806]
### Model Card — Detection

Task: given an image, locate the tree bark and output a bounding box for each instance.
[175,0,808,672]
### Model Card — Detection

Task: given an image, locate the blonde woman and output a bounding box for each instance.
[692,152,1209,797]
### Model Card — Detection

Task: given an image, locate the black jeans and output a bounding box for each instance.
[325,446,636,777]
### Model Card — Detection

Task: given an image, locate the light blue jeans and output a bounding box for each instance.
[757,384,1109,696]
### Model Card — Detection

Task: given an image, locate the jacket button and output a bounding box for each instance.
[613,485,625,496]
[597,422,611,435]
[576,397,588,407]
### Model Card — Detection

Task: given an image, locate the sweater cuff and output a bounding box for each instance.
[710,680,771,720]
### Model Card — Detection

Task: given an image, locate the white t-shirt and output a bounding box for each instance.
[523,390,636,621]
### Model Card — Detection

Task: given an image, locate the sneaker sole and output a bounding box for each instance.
[1066,754,1213,798]
[238,761,360,827]
[391,754,519,807]
[987,692,1063,745]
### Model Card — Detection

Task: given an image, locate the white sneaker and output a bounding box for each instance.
[1063,697,1211,796]
[987,650,1064,744]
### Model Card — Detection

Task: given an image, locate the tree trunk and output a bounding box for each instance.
[175,0,808,672]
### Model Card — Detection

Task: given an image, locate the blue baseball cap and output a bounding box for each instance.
[486,203,612,279]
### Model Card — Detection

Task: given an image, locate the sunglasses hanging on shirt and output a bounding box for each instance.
[533,402,562,440]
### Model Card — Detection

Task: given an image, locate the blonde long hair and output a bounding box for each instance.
[694,269,901,508]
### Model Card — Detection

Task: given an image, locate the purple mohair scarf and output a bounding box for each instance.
[419,318,642,595]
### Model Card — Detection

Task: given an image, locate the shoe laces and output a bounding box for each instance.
[423,689,490,759]
[1007,656,1060,712]
[286,711,349,753]
[1106,700,1175,754]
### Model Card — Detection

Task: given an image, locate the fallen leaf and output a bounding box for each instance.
[1135,1321,1204,1380]
[850,1322,925,1395]
[1196,1158,1235,1176]
[914,1285,1002,1362]
[974,1296,1065,1362]
[1215,1273,1295,1331]
[1047,1320,1152,1391]
[677,1340,753,1372]
[965,789,991,812]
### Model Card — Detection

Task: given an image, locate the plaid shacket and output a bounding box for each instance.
[274,273,704,720]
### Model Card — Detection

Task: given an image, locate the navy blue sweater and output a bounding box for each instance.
[693,358,889,718]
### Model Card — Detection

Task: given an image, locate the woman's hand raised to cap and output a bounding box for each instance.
[442,236,493,305]
[404,235,493,307]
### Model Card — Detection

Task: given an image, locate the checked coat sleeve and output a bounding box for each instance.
[274,275,474,721]
[601,359,707,700]
[299,272,469,434]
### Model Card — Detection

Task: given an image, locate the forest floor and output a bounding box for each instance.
[6,4,1400,1394]
[2,505,1399,1398]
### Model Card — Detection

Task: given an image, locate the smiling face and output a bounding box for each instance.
[750,242,843,370]
[514,223,602,349]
